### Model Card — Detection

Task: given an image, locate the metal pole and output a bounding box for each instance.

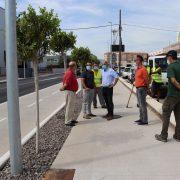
[5,0,22,174]
[118,10,122,74]
[110,22,113,66]
[108,22,113,66]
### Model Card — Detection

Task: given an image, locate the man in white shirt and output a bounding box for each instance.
[101,61,119,120]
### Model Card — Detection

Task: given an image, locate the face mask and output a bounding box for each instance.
[94,66,98,70]
[86,66,91,71]
[102,65,107,70]
[143,62,148,66]
[167,60,170,65]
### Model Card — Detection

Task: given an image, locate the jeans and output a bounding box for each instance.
[161,96,180,139]
[136,87,148,123]
[83,89,94,115]
[102,87,114,116]
[65,91,76,124]
[93,87,106,107]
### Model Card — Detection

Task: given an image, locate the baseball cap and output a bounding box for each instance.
[166,50,177,59]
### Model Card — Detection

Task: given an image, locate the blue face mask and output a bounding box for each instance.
[86,66,91,71]
[94,66,98,70]
[102,65,107,70]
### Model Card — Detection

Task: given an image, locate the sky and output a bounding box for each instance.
[0,0,180,59]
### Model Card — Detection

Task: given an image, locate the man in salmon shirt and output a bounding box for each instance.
[134,55,149,125]
[60,61,78,127]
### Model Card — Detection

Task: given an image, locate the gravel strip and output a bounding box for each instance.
[0,92,82,180]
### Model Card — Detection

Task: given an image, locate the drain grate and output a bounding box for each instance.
[44,169,75,180]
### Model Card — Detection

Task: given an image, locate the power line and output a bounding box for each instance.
[62,23,179,33]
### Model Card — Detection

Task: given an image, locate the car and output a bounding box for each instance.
[122,67,131,79]
[128,67,135,84]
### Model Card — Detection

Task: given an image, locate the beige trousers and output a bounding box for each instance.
[65,90,76,124]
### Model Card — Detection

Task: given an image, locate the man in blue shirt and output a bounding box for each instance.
[102,61,119,120]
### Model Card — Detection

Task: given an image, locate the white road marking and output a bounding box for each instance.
[27,99,43,108]
[0,117,6,123]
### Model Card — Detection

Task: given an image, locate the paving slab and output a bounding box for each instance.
[52,82,180,180]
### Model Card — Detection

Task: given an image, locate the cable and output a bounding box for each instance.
[62,23,179,33]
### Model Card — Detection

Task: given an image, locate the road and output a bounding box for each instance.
[0,81,66,157]
[0,73,63,104]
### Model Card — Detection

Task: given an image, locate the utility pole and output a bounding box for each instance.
[118,10,122,74]
[108,22,113,66]
[5,0,22,174]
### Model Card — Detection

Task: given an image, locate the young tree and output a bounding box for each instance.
[50,30,76,71]
[17,5,60,153]
[90,54,100,64]
[71,47,91,71]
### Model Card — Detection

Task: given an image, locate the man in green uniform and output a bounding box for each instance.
[155,50,180,142]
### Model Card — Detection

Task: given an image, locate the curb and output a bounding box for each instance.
[0,88,82,170]
[119,77,176,127]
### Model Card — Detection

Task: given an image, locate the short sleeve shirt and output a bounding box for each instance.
[63,69,78,92]
[81,70,94,89]
[135,66,148,88]
[167,61,180,97]
[102,68,119,87]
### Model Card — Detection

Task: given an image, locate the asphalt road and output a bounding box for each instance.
[0,73,63,104]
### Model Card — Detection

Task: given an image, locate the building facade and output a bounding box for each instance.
[0,7,5,75]
[104,52,148,66]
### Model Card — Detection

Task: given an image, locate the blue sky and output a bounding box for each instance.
[0,0,180,58]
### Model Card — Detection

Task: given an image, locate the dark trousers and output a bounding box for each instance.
[102,87,114,116]
[161,96,180,139]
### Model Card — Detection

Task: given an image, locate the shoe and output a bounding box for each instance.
[66,122,76,127]
[88,114,96,117]
[137,121,148,125]
[106,116,114,121]
[94,106,97,108]
[103,114,109,118]
[83,114,91,119]
[101,105,107,109]
[173,135,180,142]
[71,120,78,124]
[134,120,142,123]
[155,134,167,142]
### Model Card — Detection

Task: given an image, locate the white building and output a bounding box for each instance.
[0,7,5,75]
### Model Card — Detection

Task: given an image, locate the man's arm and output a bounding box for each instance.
[143,69,149,88]
[151,67,161,74]
[81,78,87,89]
[109,70,119,88]
[170,77,180,90]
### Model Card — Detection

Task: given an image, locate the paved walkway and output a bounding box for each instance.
[52,82,180,180]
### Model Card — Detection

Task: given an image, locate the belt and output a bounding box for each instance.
[136,86,147,89]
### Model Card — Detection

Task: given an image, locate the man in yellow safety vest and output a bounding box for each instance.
[93,63,106,108]
[151,62,163,101]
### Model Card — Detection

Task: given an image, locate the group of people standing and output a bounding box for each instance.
[61,61,119,127]
[133,51,180,143]
[61,50,180,143]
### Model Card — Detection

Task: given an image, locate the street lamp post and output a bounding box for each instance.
[5,0,22,174]
[108,22,113,66]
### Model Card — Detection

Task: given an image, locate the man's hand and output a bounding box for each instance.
[60,86,65,91]
[85,87,90,91]
[109,84,114,88]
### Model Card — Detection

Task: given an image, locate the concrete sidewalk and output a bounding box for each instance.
[51,82,180,180]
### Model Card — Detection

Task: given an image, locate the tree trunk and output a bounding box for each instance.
[62,52,67,72]
[33,59,40,154]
